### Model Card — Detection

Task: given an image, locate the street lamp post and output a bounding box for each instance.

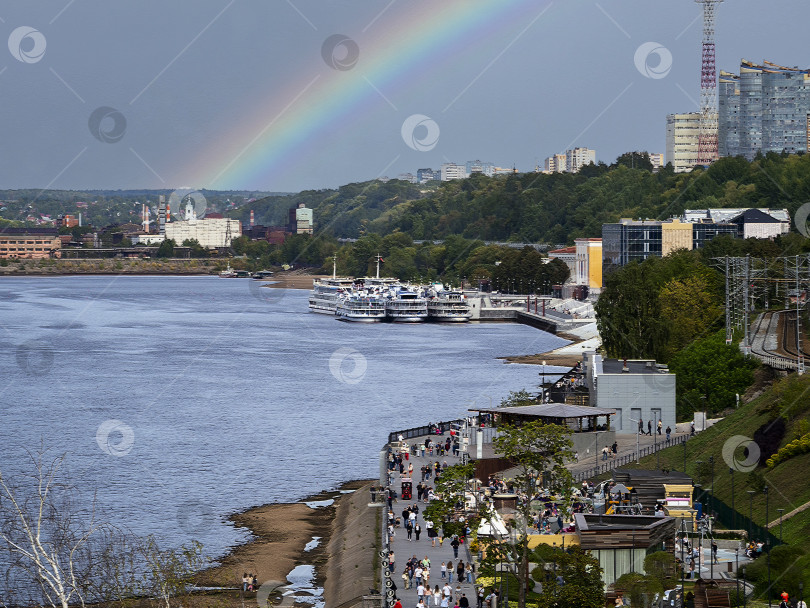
[629,418,640,464]
[742,566,747,608]
[778,508,784,544]
[683,437,687,473]
[765,486,770,608]
[735,549,740,606]
[709,456,715,519]
[730,467,736,531]
[747,490,756,540]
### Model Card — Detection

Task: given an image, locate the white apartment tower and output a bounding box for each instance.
[666,113,703,173]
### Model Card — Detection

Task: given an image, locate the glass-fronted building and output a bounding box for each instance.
[602,219,736,275]
[720,60,810,159]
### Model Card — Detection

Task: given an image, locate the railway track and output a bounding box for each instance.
[748,310,804,370]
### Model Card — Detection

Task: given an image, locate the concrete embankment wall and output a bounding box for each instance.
[323,481,380,608]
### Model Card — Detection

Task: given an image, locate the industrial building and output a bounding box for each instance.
[287,203,314,235]
[719,60,810,160]
[164,217,241,249]
[583,352,677,435]
[0,227,61,259]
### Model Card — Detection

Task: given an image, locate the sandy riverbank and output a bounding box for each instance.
[199,479,377,606]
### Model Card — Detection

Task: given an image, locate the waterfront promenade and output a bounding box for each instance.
[386,443,479,608]
[384,423,695,606]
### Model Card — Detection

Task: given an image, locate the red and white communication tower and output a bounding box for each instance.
[696,0,722,166]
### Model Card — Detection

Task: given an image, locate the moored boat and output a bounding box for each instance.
[385,288,428,322]
[336,292,387,322]
[427,289,471,322]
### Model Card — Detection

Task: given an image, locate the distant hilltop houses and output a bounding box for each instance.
[385,149,669,183]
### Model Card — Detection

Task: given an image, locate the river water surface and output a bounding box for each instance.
[0,276,567,558]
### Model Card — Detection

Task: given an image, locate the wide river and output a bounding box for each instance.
[0,276,567,559]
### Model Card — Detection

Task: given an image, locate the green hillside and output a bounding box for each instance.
[241,152,810,243]
[622,372,810,597]
[630,371,810,543]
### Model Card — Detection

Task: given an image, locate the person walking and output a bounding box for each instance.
[666,426,672,442]
[456,560,465,584]
[477,586,485,608]
[417,582,426,604]
[415,523,422,541]
[403,569,412,590]
[447,560,453,583]
[433,585,442,607]
[657,420,663,435]
[459,593,470,607]
[638,418,643,434]
[451,536,460,558]
[647,420,652,435]
[466,563,473,583]
[427,519,436,546]
[441,561,447,579]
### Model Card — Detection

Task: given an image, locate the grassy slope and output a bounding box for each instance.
[621,372,810,547]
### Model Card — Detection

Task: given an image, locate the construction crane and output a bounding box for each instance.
[696,0,722,166]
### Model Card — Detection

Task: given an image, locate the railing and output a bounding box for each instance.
[388,419,491,444]
[701,492,782,548]
[572,435,688,483]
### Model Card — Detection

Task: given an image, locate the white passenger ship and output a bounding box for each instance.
[385,288,428,322]
[308,257,354,315]
[335,292,387,322]
[427,289,471,322]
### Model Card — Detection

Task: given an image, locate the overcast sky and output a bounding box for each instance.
[1,0,807,193]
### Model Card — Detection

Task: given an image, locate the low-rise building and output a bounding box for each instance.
[575,238,602,291]
[547,246,577,278]
[583,352,676,434]
[164,217,242,248]
[0,227,61,259]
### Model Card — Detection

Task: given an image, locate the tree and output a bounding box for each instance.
[536,546,604,608]
[0,451,108,608]
[138,536,207,608]
[155,239,176,258]
[668,331,757,418]
[489,421,575,608]
[423,463,478,540]
[181,238,208,258]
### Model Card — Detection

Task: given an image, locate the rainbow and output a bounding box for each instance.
[187,0,553,190]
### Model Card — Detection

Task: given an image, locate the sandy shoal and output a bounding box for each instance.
[199,480,373,591]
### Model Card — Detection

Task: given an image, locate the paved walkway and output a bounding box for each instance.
[388,438,480,608]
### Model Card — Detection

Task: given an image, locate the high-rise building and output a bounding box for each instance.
[649,153,665,170]
[718,71,740,157]
[543,154,567,173]
[542,148,595,174]
[465,160,495,177]
[565,147,596,173]
[416,168,438,183]
[666,113,702,173]
[719,60,810,159]
[440,163,467,181]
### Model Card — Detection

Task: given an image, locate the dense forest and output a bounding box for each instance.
[236,152,810,244]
